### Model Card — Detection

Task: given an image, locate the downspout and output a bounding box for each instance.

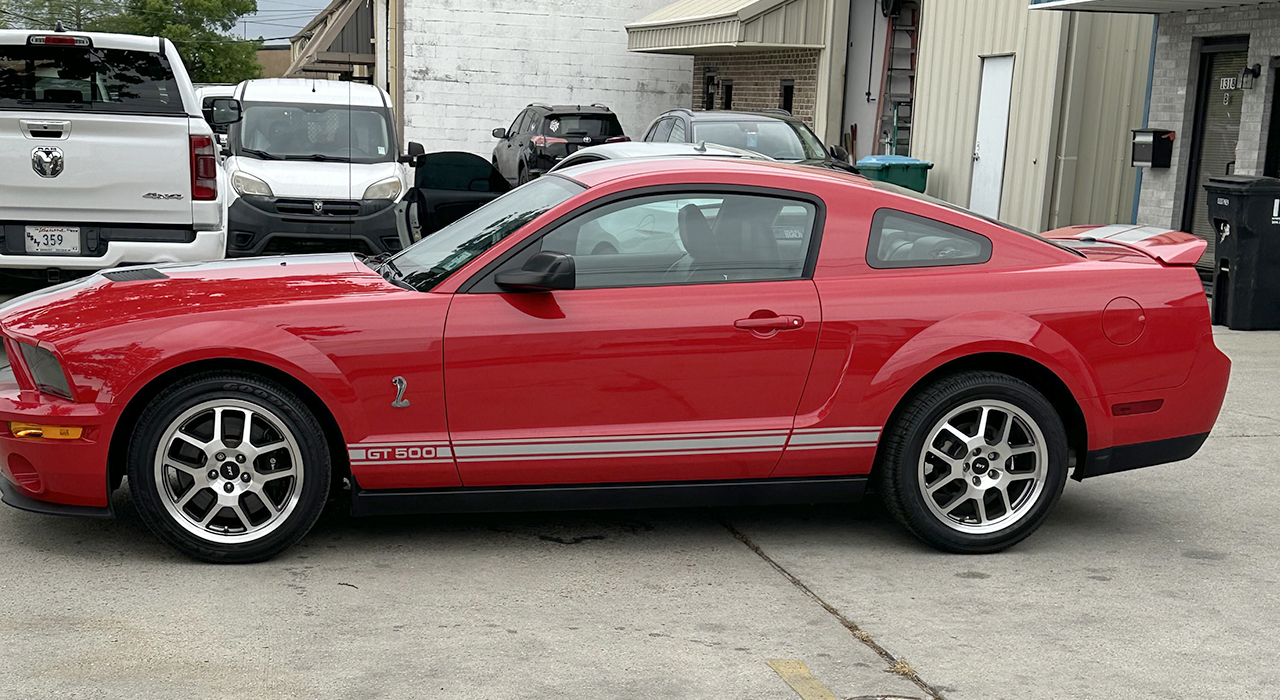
[1133,14,1159,224]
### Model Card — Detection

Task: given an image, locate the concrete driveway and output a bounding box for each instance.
[0,320,1274,699]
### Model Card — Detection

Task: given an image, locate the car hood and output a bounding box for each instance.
[0,254,394,346]
[228,158,406,200]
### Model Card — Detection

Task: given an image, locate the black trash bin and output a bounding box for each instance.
[1204,175,1280,330]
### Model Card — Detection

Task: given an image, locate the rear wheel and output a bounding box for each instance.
[878,371,1068,553]
[127,372,330,563]
[517,163,531,185]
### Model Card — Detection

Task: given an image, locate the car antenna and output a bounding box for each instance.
[694,140,707,153]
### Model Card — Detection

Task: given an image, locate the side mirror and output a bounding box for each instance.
[492,127,507,140]
[399,141,425,164]
[830,145,850,161]
[494,251,575,292]
[205,97,242,126]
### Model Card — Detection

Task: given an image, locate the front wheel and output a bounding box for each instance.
[127,372,331,563]
[878,371,1068,553]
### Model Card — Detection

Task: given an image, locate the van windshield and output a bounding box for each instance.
[235,102,395,163]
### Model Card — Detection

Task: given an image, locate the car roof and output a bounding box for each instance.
[666,109,798,124]
[559,141,773,162]
[237,78,388,107]
[558,156,863,190]
[0,29,166,53]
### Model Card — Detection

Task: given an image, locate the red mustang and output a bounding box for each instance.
[0,159,1229,562]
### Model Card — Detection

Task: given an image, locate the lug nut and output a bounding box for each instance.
[972,476,981,486]
[988,452,999,461]
[223,482,234,493]
[240,473,251,483]
[963,462,971,471]
[215,452,226,461]
[236,454,246,464]
[973,448,981,456]
[208,470,218,480]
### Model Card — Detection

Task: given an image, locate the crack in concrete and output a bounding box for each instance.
[720,520,945,700]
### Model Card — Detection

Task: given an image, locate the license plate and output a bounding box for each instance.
[25,226,80,255]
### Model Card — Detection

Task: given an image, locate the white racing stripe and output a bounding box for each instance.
[347,426,882,465]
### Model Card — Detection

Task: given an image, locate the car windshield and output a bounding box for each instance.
[692,120,826,161]
[385,176,585,291]
[0,45,183,114]
[235,102,395,163]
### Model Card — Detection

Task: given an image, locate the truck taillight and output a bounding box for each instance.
[190,136,217,201]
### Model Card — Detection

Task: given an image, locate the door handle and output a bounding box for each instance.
[735,314,804,332]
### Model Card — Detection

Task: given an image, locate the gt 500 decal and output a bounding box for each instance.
[348,443,452,465]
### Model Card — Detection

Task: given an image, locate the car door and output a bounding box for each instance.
[442,188,825,487]
[401,151,512,245]
[496,110,526,181]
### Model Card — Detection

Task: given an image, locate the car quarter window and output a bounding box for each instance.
[867,209,992,268]
[537,192,818,289]
[669,119,687,143]
[652,118,675,142]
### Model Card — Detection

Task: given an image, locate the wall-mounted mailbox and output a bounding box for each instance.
[1133,128,1175,168]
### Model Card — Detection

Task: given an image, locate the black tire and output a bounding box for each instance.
[878,371,1069,554]
[127,372,331,563]
[517,163,531,185]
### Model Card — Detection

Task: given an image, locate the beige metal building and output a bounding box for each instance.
[911,0,1154,232]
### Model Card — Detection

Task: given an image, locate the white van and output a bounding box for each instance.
[222,79,412,257]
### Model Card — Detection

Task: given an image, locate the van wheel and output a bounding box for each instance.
[127,372,331,563]
[878,371,1068,554]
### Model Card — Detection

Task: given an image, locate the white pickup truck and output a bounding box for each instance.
[0,29,240,284]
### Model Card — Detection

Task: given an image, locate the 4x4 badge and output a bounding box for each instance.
[31,147,63,178]
[391,376,410,408]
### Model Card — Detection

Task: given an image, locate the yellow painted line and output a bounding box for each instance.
[767,659,839,700]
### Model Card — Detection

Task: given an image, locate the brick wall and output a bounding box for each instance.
[401,0,692,155]
[1137,6,1280,229]
[692,50,821,127]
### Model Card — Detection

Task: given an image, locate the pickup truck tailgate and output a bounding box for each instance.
[0,111,194,225]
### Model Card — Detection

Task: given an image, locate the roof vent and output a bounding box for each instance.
[103,268,168,282]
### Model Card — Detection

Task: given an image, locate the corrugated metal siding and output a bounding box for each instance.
[913,0,1151,232]
[632,0,754,25]
[629,18,740,49]
[630,0,823,51]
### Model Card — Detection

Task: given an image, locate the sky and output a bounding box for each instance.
[236,0,332,46]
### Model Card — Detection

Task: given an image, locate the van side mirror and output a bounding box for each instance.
[494,251,575,292]
[400,141,425,164]
[204,97,242,126]
[492,127,507,140]
[829,145,850,162]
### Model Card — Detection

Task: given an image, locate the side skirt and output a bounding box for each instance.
[349,476,868,518]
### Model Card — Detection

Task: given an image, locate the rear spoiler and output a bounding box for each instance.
[1043,224,1206,266]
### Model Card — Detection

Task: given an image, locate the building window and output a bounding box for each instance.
[722,81,734,110]
[780,79,794,114]
[703,71,717,111]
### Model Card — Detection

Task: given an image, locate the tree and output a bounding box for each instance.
[9,0,264,84]
[103,0,263,84]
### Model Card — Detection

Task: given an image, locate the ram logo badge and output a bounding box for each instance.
[391,376,410,408]
[31,147,63,178]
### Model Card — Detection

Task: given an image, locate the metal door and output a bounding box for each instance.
[969,55,1015,219]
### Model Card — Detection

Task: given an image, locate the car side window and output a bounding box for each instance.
[537,192,819,289]
[524,112,540,134]
[669,119,686,143]
[507,111,525,139]
[867,209,992,268]
[652,118,675,142]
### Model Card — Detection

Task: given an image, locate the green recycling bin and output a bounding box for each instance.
[855,155,934,193]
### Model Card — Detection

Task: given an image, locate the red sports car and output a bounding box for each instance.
[0,159,1230,562]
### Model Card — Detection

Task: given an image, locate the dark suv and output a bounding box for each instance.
[642,109,855,173]
[491,104,627,185]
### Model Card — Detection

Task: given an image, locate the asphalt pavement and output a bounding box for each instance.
[0,313,1274,699]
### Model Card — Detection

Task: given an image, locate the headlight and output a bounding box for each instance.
[17,343,72,399]
[231,170,273,197]
[362,176,403,201]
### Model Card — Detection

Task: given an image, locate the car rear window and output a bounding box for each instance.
[0,44,184,114]
[544,114,624,138]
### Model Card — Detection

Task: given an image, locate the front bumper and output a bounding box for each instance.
[227,197,403,257]
[0,372,116,509]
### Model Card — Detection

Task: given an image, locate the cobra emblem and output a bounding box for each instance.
[31,147,64,178]
[391,376,410,408]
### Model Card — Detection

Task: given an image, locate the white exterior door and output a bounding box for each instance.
[969,55,1015,219]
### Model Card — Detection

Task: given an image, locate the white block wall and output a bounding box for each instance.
[401,0,694,157]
